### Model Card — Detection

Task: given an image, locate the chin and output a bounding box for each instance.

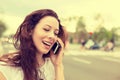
[37,47,50,54]
[42,50,50,54]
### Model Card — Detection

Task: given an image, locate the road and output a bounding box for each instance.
[63,50,120,80]
[0,42,120,80]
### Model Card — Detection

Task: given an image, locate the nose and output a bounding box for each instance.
[48,31,56,40]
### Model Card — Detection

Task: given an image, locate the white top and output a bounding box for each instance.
[0,58,55,80]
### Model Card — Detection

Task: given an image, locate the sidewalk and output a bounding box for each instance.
[64,44,120,58]
[65,49,120,58]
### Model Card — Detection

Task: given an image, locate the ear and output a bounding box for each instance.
[29,30,33,36]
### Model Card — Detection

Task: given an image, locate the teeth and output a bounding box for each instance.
[44,41,51,46]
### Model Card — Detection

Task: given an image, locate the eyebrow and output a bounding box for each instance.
[46,24,51,28]
[46,24,59,31]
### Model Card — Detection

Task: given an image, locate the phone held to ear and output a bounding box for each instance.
[52,42,61,54]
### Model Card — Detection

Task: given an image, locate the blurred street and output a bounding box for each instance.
[0,42,120,80]
[63,44,120,80]
[64,51,120,80]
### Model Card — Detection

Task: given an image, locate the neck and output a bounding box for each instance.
[36,52,45,67]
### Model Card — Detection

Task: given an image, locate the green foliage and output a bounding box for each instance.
[76,16,86,32]
[65,15,120,45]
[75,16,88,43]
[0,20,7,37]
[91,27,120,43]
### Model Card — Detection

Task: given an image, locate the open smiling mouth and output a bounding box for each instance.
[42,41,53,49]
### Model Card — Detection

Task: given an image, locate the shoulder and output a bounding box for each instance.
[0,62,12,80]
[0,71,6,80]
[0,62,7,80]
[0,61,23,80]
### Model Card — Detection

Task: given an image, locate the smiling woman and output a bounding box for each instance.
[0,9,67,80]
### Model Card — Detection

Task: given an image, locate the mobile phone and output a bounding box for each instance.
[52,42,61,54]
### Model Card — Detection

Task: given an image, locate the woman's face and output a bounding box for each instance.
[32,16,59,54]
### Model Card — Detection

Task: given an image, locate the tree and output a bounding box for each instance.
[0,20,7,37]
[92,27,107,42]
[75,16,88,43]
[94,14,104,32]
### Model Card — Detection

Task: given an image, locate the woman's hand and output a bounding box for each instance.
[50,38,64,67]
[50,38,65,80]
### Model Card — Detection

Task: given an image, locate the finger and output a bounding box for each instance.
[56,38,64,57]
[57,38,64,49]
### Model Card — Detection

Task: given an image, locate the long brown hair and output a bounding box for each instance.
[0,9,67,80]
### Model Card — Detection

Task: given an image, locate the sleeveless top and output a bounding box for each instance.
[0,58,55,80]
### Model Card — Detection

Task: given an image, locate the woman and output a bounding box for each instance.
[0,9,67,80]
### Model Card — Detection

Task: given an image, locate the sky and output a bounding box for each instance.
[0,0,120,35]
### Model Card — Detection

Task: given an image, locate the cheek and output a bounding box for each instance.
[32,33,43,41]
[32,31,48,45]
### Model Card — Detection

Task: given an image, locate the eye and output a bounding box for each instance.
[43,28,50,31]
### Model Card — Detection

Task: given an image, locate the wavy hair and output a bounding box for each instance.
[0,9,67,80]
